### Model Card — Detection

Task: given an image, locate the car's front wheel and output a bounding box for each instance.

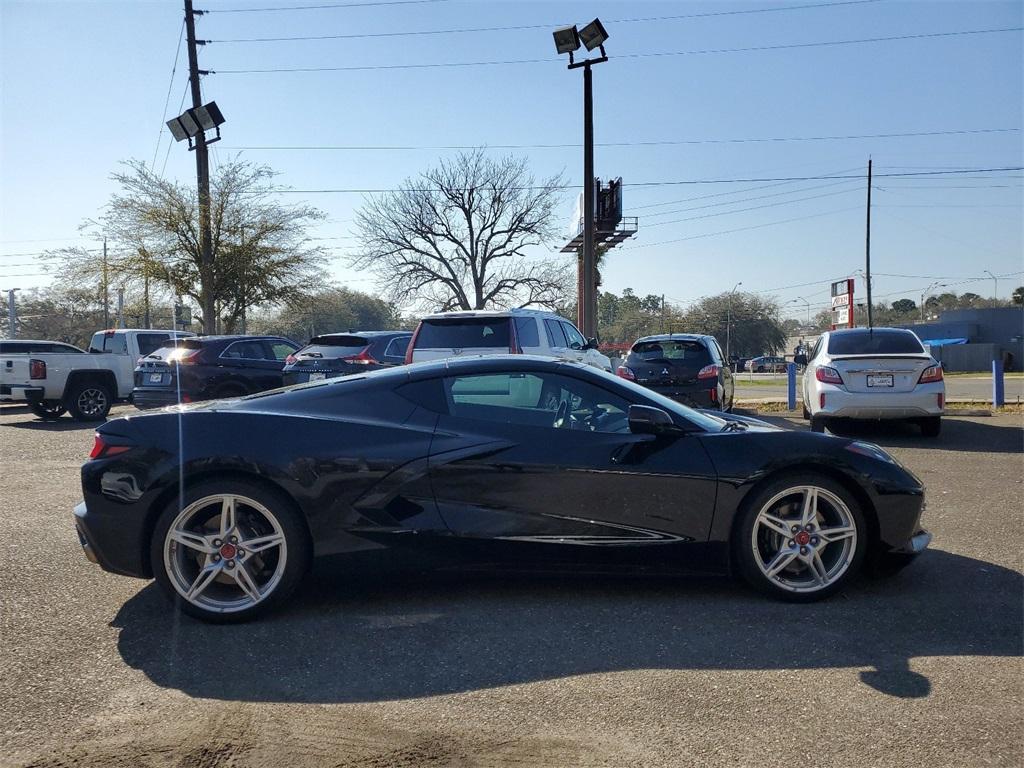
[734,474,866,601]
[150,481,310,622]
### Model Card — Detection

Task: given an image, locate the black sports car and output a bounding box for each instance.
[74,355,930,622]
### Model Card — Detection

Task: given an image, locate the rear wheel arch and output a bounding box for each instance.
[62,369,117,402]
[141,468,314,579]
[727,463,880,573]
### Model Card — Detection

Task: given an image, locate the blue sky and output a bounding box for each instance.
[1,0,1021,318]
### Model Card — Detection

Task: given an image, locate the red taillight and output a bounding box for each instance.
[88,434,131,460]
[697,364,720,380]
[815,366,843,385]
[405,323,422,364]
[343,347,378,365]
[285,354,297,365]
[616,366,636,381]
[919,365,943,384]
[29,359,46,379]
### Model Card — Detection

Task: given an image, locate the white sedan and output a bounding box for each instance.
[796,328,945,436]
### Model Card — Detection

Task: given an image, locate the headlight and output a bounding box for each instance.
[844,441,898,465]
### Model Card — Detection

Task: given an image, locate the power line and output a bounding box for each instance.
[212,27,1023,74]
[152,20,186,171]
[161,80,191,177]
[645,187,862,228]
[266,167,1024,194]
[222,127,1021,152]
[641,179,860,219]
[209,0,451,13]
[208,0,882,42]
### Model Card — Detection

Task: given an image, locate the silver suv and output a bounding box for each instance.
[407,309,613,371]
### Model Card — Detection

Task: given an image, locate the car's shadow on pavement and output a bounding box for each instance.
[1,417,100,431]
[826,416,1023,453]
[111,549,1022,704]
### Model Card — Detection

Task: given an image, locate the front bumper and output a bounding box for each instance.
[891,529,933,555]
[816,386,944,419]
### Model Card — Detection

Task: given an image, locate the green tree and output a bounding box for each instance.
[679,293,786,358]
[891,298,917,314]
[250,287,403,343]
[1012,286,1024,306]
[48,158,327,333]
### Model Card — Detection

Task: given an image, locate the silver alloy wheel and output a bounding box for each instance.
[76,387,109,417]
[751,485,857,593]
[163,493,288,614]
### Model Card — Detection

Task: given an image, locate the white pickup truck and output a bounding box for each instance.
[0,329,193,421]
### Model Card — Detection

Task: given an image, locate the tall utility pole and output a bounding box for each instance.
[985,270,998,301]
[102,238,109,328]
[581,62,596,339]
[184,0,215,334]
[4,288,18,338]
[864,159,872,331]
[660,294,666,334]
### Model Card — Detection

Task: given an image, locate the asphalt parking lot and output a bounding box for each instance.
[1,404,1022,768]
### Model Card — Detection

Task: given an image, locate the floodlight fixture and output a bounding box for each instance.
[167,101,226,150]
[553,25,581,55]
[578,18,609,52]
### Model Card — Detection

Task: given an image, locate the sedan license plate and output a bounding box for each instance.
[149,373,163,383]
[308,372,326,381]
[867,374,893,387]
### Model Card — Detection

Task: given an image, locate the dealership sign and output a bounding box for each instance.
[831,278,855,329]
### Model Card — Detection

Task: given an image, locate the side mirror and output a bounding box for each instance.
[586,337,598,350]
[794,353,808,366]
[628,405,681,436]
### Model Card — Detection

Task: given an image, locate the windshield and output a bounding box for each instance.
[587,366,727,432]
[296,335,369,359]
[828,329,925,355]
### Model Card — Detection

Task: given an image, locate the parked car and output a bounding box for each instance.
[406,309,613,371]
[0,329,191,421]
[615,334,734,411]
[282,331,412,386]
[132,335,299,409]
[746,356,787,373]
[796,327,944,436]
[74,355,930,622]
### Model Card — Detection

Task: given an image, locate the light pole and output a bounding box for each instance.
[2,288,19,338]
[553,18,609,340]
[786,296,811,326]
[921,282,946,321]
[726,281,742,361]
[985,270,998,301]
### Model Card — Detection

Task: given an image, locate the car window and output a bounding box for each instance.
[709,339,725,363]
[631,340,712,364]
[827,329,925,355]
[89,331,127,354]
[444,371,631,433]
[383,336,411,358]
[513,317,540,348]
[561,322,587,350]
[544,319,567,348]
[51,343,84,353]
[809,338,823,361]
[415,318,510,349]
[221,340,268,360]
[268,341,298,361]
[135,333,172,356]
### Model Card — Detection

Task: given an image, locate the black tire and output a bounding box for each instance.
[733,472,867,602]
[65,380,112,421]
[150,479,311,623]
[28,400,67,420]
[919,416,941,437]
[810,415,826,433]
[801,402,810,420]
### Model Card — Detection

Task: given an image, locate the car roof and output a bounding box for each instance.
[92,328,192,334]
[420,309,564,320]
[1,339,81,344]
[827,327,917,336]
[310,330,411,339]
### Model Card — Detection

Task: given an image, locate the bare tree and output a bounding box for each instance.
[47,158,327,333]
[352,150,570,311]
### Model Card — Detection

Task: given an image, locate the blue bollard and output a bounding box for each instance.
[787,362,797,411]
[993,358,1005,407]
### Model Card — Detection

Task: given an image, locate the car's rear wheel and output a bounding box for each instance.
[919,416,941,437]
[735,474,866,601]
[810,415,827,433]
[28,400,66,420]
[66,381,112,421]
[801,402,810,420]
[151,481,310,623]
